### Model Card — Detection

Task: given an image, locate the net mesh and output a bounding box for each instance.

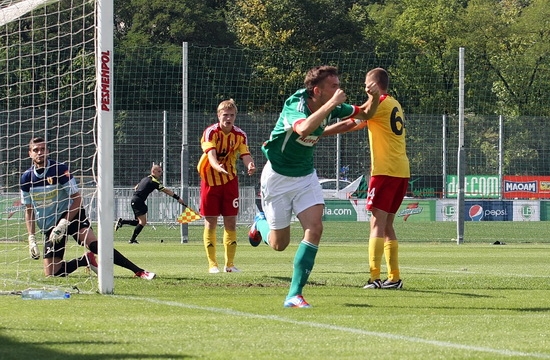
[0,0,97,294]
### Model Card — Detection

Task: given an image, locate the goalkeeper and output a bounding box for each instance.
[115,164,186,244]
[20,137,155,280]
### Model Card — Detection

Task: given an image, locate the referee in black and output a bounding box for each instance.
[116,164,186,243]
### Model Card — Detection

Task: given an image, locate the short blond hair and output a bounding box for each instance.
[217,99,237,114]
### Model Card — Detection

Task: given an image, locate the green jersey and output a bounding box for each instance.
[262,89,360,177]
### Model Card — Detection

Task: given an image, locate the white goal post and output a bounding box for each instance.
[96,0,114,294]
[0,0,58,26]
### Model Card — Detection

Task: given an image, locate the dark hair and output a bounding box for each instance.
[304,66,339,97]
[28,137,46,149]
[366,68,389,92]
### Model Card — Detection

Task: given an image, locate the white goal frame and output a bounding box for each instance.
[0,0,114,294]
[96,0,114,294]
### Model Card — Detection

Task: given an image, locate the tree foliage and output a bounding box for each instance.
[3,0,550,182]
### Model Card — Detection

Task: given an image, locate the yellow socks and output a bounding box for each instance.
[203,227,217,269]
[384,240,400,281]
[223,229,237,268]
[368,237,385,280]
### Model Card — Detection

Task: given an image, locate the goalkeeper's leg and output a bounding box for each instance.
[87,240,143,274]
[52,254,90,277]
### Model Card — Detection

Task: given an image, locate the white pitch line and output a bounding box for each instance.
[117,295,550,359]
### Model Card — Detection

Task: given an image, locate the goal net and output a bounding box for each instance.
[0,0,98,295]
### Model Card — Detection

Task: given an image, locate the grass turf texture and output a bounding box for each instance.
[1,221,550,359]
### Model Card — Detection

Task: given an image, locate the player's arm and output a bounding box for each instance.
[241,154,256,175]
[69,192,83,220]
[322,118,365,137]
[49,173,83,243]
[24,204,40,259]
[161,188,186,206]
[238,139,256,176]
[295,89,347,137]
[48,192,80,244]
[354,82,380,120]
[206,148,229,175]
[24,204,36,236]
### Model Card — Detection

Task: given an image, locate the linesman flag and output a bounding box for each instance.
[177,207,201,224]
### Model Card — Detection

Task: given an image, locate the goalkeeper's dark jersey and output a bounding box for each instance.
[20,159,79,231]
[133,175,165,201]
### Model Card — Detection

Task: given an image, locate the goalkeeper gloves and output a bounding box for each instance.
[28,234,40,260]
[49,218,69,244]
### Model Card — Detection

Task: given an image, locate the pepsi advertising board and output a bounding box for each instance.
[466,201,513,221]
[437,200,514,221]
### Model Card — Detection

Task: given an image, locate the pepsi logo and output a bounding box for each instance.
[469,205,483,221]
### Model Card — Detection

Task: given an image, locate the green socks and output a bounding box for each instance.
[287,240,318,299]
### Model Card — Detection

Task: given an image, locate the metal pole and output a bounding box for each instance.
[442,114,447,199]
[336,134,341,189]
[457,47,465,245]
[180,42,189,243]
[498,115,503,200]
[163,110,167,185]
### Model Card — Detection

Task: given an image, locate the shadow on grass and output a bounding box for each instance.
[516,307,550,312]
[0,333,194,360]
[406,289,493,298]
[343,303,374,308]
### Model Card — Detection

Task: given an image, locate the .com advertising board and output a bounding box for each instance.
[437,200,539,221]
[324,199,436,222]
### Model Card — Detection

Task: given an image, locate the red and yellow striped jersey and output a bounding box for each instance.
[197,123,251,186]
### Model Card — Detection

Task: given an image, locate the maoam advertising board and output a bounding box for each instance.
[502,176,550,199]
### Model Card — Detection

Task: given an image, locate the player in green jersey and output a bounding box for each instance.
[249,65,380,308]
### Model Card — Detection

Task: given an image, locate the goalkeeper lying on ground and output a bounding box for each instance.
[20,136,155,280]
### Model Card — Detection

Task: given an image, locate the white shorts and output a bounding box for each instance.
[260,161,324,230]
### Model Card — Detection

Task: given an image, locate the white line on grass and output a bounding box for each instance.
[118,295,550,359]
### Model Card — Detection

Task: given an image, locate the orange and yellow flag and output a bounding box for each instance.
[177,207,201,224]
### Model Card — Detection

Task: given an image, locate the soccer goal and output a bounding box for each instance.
[0,0,113,295]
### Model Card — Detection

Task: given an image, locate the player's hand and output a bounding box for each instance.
[214,163,229,175]
[49,218,69,244]
[178,198,187,207]
[365,82,380,97]
[28,234,40,260]
[247,162,256,176]
[330,89,347,106]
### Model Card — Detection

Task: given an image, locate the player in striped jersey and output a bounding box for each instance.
[197,99,256,273]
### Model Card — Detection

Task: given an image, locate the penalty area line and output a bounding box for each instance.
[117,295,550,359]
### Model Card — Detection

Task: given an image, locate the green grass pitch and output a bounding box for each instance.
[1,221,550,359]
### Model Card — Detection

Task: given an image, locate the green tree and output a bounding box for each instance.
[462,0,550,117]
[114,0,234,47]
[359,0,469,115]
[460,0,550,176]
[226,0,373,51]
